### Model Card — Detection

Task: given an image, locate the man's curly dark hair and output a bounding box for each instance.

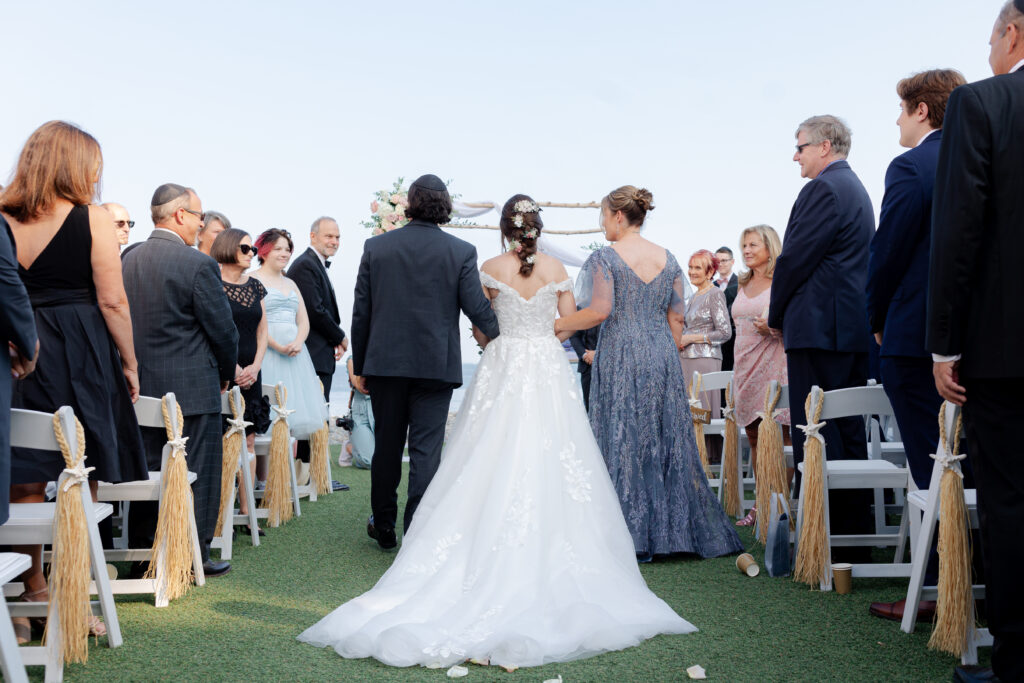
[405,182,452,224]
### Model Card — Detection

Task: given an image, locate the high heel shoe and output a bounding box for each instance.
[735,506,757,527]
[13,587,49,644]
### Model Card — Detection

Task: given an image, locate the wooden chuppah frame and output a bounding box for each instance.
[442,201,604,235]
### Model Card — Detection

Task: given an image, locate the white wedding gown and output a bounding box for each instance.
[297,273,695,668]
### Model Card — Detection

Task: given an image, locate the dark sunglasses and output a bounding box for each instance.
[239,244,255,255]
[113,220,135,229]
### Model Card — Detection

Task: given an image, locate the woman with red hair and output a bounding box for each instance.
[251,228,328,487]
[679,250,733,462]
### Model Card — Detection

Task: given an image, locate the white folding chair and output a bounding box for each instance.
[211,387,261,560]
[252,383,303,517]
[96,393,206,607]
[793,385,912,585]
[2,406,124,682]
[697,371,738,499]
[900,403,990,664]
[0,553,33,683]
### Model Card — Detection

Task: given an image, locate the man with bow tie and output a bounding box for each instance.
[288,216,348,486]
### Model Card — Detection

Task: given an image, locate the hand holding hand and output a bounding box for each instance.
[933,360,966,406]
[582,350,596,365]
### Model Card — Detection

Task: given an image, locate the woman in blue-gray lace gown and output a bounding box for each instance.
[556,186,743,561]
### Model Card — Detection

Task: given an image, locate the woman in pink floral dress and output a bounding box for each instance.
[731,225,791,527]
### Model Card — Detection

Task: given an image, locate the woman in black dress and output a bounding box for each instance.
[0,121,148,640]
[211,228,270,525]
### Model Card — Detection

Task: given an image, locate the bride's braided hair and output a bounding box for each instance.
[500,194,543,276]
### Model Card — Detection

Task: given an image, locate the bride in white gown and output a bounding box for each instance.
[298,196,694,669]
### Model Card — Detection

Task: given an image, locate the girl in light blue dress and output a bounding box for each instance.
[252,229,328,438]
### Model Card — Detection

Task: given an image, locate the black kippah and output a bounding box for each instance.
[410,174,447,192]
[151,183,188,206]
[1016,0,1024,15]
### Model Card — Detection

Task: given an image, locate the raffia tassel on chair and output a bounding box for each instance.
[45,410,94,664]
[216,388,250,536]
[928,404,975,657]
[262,384,295,527]
[688,374,712,477]
[722,385,742,517]
[144,399,196,602]
[754,382,789,543]
[309,380,332,496]
[793,387,830,587]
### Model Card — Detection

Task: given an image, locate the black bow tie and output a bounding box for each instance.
[323,260,331,270]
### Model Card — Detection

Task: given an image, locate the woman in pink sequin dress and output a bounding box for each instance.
[731,225,791,527]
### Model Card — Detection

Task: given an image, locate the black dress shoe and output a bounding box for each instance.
[332,480,350,492]
[953,666,999,682]
[202,560,232,577]
[366,515,397,550]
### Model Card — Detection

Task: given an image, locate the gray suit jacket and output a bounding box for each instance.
[122,230,238,415]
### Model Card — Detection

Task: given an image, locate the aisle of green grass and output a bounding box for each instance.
[53,449,972,682]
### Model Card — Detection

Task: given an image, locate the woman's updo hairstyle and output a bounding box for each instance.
[603,185,654,227]
[500,194,543,276]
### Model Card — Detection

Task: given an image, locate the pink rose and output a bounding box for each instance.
[381,221,394,232]
[398,195,409,207]
[370,201,379,213]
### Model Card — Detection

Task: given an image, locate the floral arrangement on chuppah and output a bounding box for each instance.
[361,178,411,235]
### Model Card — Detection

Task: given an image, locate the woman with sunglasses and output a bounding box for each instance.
[211,229,270,523]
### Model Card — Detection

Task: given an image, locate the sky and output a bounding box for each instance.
[1,1,1001,360]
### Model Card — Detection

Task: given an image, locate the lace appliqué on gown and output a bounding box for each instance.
[297,270,695,669]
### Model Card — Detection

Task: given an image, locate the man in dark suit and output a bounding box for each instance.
[0,217,38,526]
[287,216,348,489]
[929,4,1024,679]
[568,312,599,412]
[122,184,238,576]
[352,174,499,549]
[866,69,967,624]
[714,246,739,371]
[769,115,874,553]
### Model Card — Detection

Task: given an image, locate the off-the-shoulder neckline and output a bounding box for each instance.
[480,272,572,303]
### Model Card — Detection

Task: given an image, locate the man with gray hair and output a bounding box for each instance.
[768,115,875,562]
[122,183,238,577]
[287,216,348,489]
[928,2,1024,679]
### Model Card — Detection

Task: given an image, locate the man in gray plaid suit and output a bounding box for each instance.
[122,184,238,576]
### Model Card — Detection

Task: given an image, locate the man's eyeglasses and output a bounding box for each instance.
[182,207,207,221]
[113,220,135,229]
[795,142,816,153]
[239,244,255,255]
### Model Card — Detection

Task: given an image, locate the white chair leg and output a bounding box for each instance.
[189,507,206,588]
[902,496,941,634]
[82,491,122,647]
[289,454,302,518]
[240,450,260,546]
[873,486,886,538]
[218,482,236,561]
[893,504,909,563]
[43,592,63,683]
[0,597,28,683]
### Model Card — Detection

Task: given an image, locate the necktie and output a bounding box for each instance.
[324,260,331,270]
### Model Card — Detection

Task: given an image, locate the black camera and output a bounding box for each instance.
[335,414,355,431]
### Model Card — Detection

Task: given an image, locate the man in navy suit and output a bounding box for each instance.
[769,115,875,556]
[866,69,966,624]
[929,3,1024,679]
[352,174,500,549]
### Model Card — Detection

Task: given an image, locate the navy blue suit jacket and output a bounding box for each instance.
[769,160,875,353]
[351,220,500,385]
[867,131,941,358]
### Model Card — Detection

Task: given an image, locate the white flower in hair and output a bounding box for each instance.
[514,199,540,214]
[524,229,538,239]
[525,254,536,264]
[513,214,524,228]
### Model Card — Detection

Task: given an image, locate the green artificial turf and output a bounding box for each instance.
[48,447,977,682]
